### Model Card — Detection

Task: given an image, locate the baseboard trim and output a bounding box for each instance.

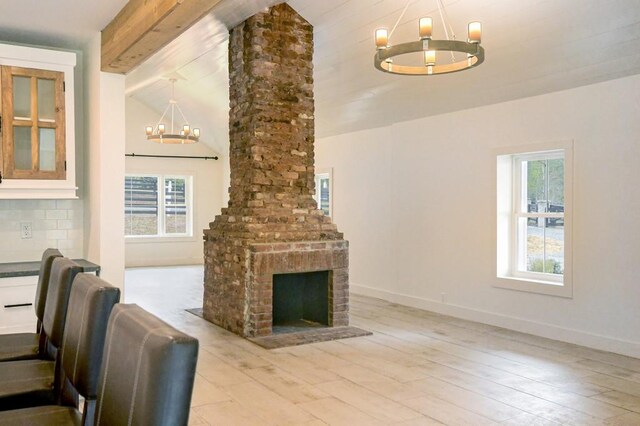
[350,283,640,359]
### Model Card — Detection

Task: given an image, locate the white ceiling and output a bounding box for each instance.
[1,0,640,155]
[125,0,640,155]
[0,0,128,49]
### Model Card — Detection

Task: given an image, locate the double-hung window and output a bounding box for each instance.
[314,170,332,217]
[124,174,193,238]
[496,142,573,297]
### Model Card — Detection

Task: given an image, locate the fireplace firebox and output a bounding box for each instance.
[272,271,329,333]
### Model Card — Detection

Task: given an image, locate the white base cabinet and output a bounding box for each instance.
[0,276,37,334]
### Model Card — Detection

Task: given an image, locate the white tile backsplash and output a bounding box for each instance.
[45,209,67,220]
[0,199,83,262]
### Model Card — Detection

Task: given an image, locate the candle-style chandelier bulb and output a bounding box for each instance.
[419,17,433,39]
[468,22,482,43]
[375,28,388,49]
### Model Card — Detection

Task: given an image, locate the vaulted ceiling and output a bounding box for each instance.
[1,0,640,156]
[125,0,640,155]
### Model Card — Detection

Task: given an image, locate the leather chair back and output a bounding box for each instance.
[34,248,63,325]
[42,258,82,359]
[60,274,120,400]
[95,304,199,426]
[59,274,120,424]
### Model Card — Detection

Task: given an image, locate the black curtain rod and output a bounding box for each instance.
[125,153,218,160]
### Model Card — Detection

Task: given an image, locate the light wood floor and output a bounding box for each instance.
[125,266,640,426]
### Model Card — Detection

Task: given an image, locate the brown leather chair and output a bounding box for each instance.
[0,258,82,410]
[0,248,63,362]
[0,304,199,426]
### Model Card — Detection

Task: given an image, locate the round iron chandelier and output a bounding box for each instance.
[145,78,200,144]
[374,0,484,76]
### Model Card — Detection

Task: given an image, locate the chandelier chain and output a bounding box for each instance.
[156,103,172,129]
[388,0,413,40]
[436,0,457,62]
[173,102,190,127]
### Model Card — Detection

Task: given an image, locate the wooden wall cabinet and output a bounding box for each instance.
[0,44,77,199]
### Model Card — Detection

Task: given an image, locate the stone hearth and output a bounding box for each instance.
[203,3,354,341]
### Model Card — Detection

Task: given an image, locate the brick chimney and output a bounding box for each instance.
[203,3,349,338]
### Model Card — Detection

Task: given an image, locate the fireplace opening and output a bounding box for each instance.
[272,271,329,334]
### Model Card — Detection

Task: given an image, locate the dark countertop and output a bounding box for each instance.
[0,259,100,279]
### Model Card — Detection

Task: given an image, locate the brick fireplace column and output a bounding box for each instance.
[203,3,348,337]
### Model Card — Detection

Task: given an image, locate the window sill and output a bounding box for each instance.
[494,275,573,298]
[125,235,197,244]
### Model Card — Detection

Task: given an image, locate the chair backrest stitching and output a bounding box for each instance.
[127,326,173,426]
[60,285,89,379]
[72,287,91,383]
[95,308,127,426]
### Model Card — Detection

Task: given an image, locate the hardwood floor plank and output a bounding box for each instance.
[193,400,269,426]
[408,377,526,422]
[224,381,315,424]
[604,412,640,425]
[316,379,423,422]
[298,397,386,426]
[415,362,608,425]
[329,364,426,402]
[494,374,629,419]
[196,350,254,388]
[575,359,640,383]
[564,347,640,374]
[584,374,640,398]
[394,416,447,425]
[592,390,640,412]
[201,343,271,370]
[499,412,562,425]
[190,374,232,407]
[257,351,343,385]
[244,365,329,404]
[188,409,207,425]
[403,395,499,426]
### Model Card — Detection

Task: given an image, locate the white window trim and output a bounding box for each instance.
[494,140,573,298]
[315,168,333,217]
[125,174,194,240]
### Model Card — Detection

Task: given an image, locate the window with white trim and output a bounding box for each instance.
[314,170,332,217]
[124,174,193,238]
[496,142,573,297]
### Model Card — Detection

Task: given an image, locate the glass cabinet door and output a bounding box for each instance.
[1,66,65,180]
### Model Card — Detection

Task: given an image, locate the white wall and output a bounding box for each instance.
[316,73,640,358]
[83,34,126,291]
[124,97,223,267]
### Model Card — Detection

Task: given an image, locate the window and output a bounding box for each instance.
[124,174,192,238]
[496,142,573,297]
[314,170,332,216]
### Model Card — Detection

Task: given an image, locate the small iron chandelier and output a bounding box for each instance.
[145,78,200,144]
[374,0,484,76]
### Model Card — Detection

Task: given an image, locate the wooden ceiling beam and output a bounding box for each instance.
[101,0,224,74]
